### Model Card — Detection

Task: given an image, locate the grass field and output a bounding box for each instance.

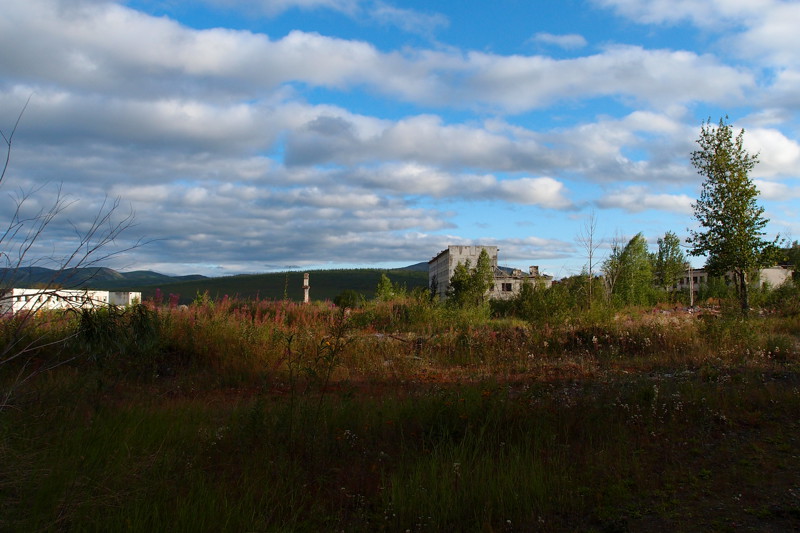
[1,295,799,532]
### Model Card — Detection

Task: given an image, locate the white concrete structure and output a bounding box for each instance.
[429,245,499,300]
[674,266,792,295]
[428,245,552,301]
[0,288,141,315]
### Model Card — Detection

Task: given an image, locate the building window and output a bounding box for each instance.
[502,283,512,292]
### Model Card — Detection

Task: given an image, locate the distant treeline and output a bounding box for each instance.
[140,268,430,304]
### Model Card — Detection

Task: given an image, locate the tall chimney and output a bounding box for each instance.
[529,266,540,277]
[303,273,310,304]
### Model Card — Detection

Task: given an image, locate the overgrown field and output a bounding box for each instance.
[2,294,799,532]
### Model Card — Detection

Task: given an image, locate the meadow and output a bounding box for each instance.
[1,288,799,532]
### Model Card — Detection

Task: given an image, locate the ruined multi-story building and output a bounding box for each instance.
[428,245,552,301]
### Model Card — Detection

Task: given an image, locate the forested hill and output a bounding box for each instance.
[0,265,430,304]
[0,267,206,290]
[136,268,430,304]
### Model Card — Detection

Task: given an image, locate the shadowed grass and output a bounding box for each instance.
[1,294,799,531]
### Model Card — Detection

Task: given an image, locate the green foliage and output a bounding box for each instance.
[783,241,800,281]
[510,278,572,325]
[334,289,364,309]
[375,272,405,301]
[447,249,494,308]
[653,231,686,294]
[695,275,734,303]
[75,305,162,376]
[603,233,657,307]
[140,268,429,304]
[688,117,781,312]
[762,280,800,316]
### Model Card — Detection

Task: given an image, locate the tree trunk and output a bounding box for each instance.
[738,269,750,314]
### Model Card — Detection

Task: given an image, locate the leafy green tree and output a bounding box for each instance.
[687,117,781,312]
[512,278,570,325]
[783,241,800,281]
[653,231,686,295]
[375,272,395,301]
[447,248,494,308]
[603,232,655,306]
[333,289,364,309]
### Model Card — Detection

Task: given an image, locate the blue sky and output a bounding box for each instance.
[1,0,798,278]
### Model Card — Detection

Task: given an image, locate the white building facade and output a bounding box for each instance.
[674,266,792,295]
[0,288,142,315]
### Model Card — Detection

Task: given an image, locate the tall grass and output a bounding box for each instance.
[4,370,798,531]
[1,291,799,531]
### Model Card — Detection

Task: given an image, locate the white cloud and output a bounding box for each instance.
[1,0,794,276]
[0,0,755,114]
[461,46,753,112]
[205,0,361,16]
[369,2,449,36]
[596,186,694,213]
[594,0,800,68]
[530,32,587,50]
[346,164,573,208]
[591,0,769,26]
[754,180,800,201]
[745,127,800,179]
[736,3,800,66]
[495,177,573,209]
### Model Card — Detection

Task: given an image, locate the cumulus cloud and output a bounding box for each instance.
[0,1,755,114]
[745,127,800,178]
[530,32,588,50]
[594,0,800,68]
[754,180,800,201]
[204,0,450,37]
[596,186,694,213]
[0,0,794,276]
[284,113,559,171]
[451,46,752,114]
[591,0,767,26]
[340,164,574,208]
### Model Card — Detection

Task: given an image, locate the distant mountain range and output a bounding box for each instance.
[0,266,208,290]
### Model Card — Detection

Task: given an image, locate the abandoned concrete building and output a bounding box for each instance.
[428,245,553,301]
[674,265,792,295]
[0,288,142,315]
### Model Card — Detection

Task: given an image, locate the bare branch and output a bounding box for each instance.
[1,94,33,187]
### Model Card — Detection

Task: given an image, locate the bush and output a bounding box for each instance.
[762,281,800,316]
[334,289,365,309]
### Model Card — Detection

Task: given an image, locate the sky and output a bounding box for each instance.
[1,0,799,279]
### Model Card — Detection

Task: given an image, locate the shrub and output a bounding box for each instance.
[334,289,365,309]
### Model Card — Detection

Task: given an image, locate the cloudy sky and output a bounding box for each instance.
[1,0,798,278]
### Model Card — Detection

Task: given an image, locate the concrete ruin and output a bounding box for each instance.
[428,245,552,301]
[0,288,142,315]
